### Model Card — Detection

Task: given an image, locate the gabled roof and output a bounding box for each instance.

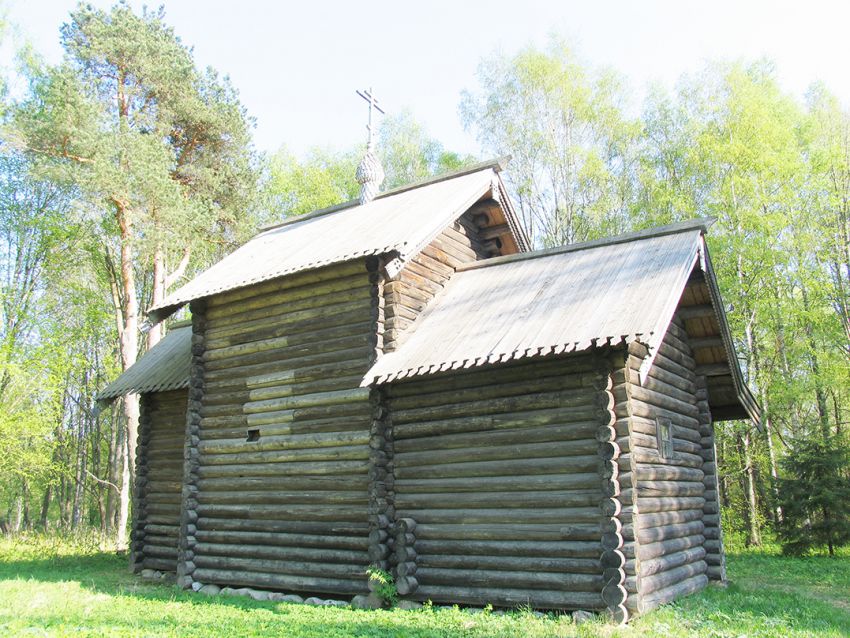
[362,218,760,425]
[96,323,192,402]
[148,159,529,323]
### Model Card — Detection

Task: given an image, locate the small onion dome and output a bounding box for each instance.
[356,149,385,205]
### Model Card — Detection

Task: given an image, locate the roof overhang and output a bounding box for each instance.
[147,158,529,324]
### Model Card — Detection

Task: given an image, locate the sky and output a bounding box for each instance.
[3,0,849,158]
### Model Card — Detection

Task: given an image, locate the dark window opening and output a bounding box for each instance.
[247,428,260,442]
[656,416,674,459]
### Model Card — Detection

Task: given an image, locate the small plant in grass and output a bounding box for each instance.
[365,567,398,606]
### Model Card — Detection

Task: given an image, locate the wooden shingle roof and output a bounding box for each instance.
[149,160,528,323]
[364,221,705,384]
[96,323,192,402]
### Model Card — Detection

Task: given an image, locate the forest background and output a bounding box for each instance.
[0,2,848,554]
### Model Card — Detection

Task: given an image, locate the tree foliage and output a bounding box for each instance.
[777,434,850,556]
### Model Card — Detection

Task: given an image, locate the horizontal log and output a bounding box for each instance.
[394,407,600,440]
[655,340,697,371]
[197,459,369,478]
[393,422,599,455]
[644,361,696,395]
[202,344,372,384]
[634,464,704,483]
[392,390,594,425]
[641,560,707,596]
[200,429,370,455]
[640,547,707,577]
[637,481,705,498]
[637,497,706,513]
[244,401,372,428]
[394,489,600,510]
[191,567,366,595]
[638,520,705,544]
[197,490,366,506]
[244,388,370,415]
[631,448,704,469]
[206,321,374,366]
[141,557,177,572]
[628,385,699,420]
[393,472,600,495]
[198,475,368,493]
[641,351,696,387]
[144,524,179,537]
[389,373,596,411]
[199,443,368,466]
[397,506,602,525]
[636,509,703,530]
[195,542,367,565]
[195,503,366,522]
[197,517,368,536]
[388,355,597,398]
[206,279,372,333]
[243,360,366,391]
[142,544,177,559]
[413,526,602,545]
[415,538,602,560]
[639,534,705,560]
[194,555,366,580]
[629,415,701,444]
[395,439,599,468]
[416,567,603,591]
[411,585,604,610]
[417,554,601,574]
[194,530,368,550]
[205,333,373,373]
[206,260,366,308]
[200,409,373,440]
[393,455,599,480]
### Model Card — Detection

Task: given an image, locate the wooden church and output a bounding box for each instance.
[99,154,759,622]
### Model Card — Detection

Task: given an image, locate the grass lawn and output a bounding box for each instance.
[0,537,847,637]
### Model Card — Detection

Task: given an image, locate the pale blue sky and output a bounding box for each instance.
[4,0,848,157]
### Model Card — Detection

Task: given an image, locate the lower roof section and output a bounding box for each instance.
[364,221,706,386]
[96,323,192,402]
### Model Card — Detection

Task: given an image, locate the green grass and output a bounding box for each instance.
[0,536,847,637]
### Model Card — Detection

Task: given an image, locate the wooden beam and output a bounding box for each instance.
[695,363,729,377]
[689,336,724,349]
[678,304,715,320]
[479,224,510,240]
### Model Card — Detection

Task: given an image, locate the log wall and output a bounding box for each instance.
[696,374,726,581]
[621,315,710,614]
[384,354,613,610]
[131,389,188,573]
[383,216,489,352]
[178,260,381,596]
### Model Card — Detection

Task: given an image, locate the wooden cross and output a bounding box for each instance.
[356,87,385,150]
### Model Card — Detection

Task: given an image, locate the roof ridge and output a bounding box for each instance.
[258,156,510,233]
[457,217,716,273]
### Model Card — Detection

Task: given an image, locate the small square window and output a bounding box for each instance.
[656,417,674,459]
[246,428,260,442]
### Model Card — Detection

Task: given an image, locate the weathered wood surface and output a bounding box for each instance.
[186,261,378,595]
[383,216,488,352]
[387,355,608,611]
[131,389,188,573]
[625,315,711,614]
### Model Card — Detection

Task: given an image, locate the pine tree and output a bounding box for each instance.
[776,434,850,556]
